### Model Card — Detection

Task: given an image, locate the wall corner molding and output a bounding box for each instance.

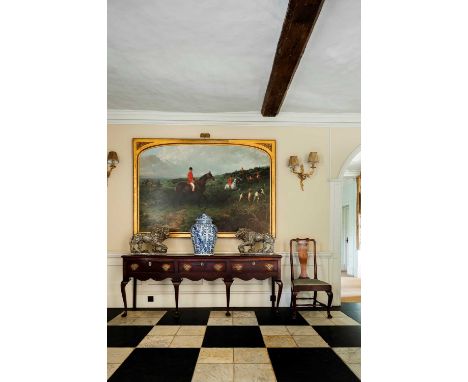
[107,110,361,128]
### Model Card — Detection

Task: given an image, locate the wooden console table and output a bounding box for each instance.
[120,254,283,317]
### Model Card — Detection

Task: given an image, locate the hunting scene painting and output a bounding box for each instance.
[133,139,276,237]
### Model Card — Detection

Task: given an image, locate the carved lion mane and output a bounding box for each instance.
[235,228,274,254]
[130,225,170,254]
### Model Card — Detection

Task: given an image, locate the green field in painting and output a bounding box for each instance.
[139,166,270,233]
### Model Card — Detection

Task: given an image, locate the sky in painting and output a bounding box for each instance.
[140,144,270,178]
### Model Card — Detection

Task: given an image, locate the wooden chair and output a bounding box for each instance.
[289,238,333,319]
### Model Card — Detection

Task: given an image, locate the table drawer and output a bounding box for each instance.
[179,260,228,274]
[125,259,176,274]
[231,260,278,273]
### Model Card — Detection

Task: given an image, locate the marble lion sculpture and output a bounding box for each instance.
[235,228,275,254]
[129,225,170,254]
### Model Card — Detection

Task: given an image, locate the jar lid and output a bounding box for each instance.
[196,213,212,223]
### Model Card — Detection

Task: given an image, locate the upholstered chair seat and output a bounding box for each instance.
[292,278,331,288]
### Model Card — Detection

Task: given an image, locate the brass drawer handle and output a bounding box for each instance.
[162,263,171,271]
[130,263,139,271]
[183,263,192,271]
[233,264,243,271]
[265,263,274,271]
[200,262,204,267]
[148,261,152,267]
[252,261,256,266]
[213,263,223,271]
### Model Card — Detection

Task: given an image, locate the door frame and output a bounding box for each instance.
[329,145,361,305]
[341,205,349,273]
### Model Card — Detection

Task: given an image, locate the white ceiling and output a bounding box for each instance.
[108,0,360,113]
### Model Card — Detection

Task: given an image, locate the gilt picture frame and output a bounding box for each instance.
[133,138,276,238]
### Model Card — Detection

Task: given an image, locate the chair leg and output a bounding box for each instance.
[326,291,333,319]
[313,291,317,307]
[292,291,298,319]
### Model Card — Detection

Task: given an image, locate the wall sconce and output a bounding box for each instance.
[288,152,319,191]
[107,151,119,180]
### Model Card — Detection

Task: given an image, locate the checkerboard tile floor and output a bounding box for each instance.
[107,304,361,381]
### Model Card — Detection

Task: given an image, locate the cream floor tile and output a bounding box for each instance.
[298,310,326,318]
[107,315,136,326]
[148,325,180,336]
[129,317,161,325]
[263,335,297,348]
[286,326,318,336]
[232,311,256,318]
[107,348,133,364]
[108,315,161,326]
[176,325,206,336]
[137,335,174,348]
[293,335,329,347]
[347,363,361,379]
[234,363,276,382]
[330,317,360,326]
[303,317,336,326]
[107,363,120,379]
[259,326,289,335]
[125,310,166,318]
[234,348,270,364]
[233,317,258,326]
[333,347,361,364]
[328,311,350,318]
[210,311,230,318]
[198,348,233,363]
[169,335,204,348]
[192,363,234,382]
[208,317,233,326]
[300,310,347,318]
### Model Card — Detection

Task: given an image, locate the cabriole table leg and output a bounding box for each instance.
[275,280,283,313]
[171,278,182,316]
[271,278,276,309]
[133,278,137,309]
[224,279,233,316]
[120,280,129,317]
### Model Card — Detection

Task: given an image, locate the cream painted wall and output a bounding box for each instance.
[330,128,361,178]
[108,125,359,253]
[107,124,360,307]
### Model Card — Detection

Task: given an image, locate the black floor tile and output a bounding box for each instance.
[255,307,309,325]
[107,326,153,347]
[340,303,361,323]
[341,302,361,312]
[294,306,342,311]
[342,310,361,323]
[313,326,361,347]
[202,326,265,347]
[156,308,210,325]
[269,348,360,382]
[108,348,199,382]
[108,308,124,322]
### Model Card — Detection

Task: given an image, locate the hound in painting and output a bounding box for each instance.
[239,188,253,202]
[253,188,265,202]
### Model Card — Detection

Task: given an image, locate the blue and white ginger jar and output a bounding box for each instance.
[190,213,218,255]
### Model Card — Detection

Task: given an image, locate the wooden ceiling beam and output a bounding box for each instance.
[261,0,325,117]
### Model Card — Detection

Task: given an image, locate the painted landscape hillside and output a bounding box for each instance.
[139,166,270,233]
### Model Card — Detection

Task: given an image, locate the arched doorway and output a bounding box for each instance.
[339,148,361,302]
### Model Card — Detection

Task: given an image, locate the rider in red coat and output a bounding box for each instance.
[187,167,195,192]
